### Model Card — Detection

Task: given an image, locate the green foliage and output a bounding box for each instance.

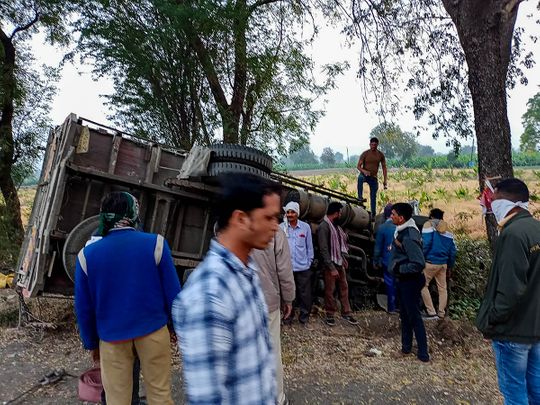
[452,211,474,236]
[449,237,492,320]
[320,147,336,166]
[454,185,472,200]
[370,122,418,160]
[520,93,540,152]
[0,201,21,272]
[286,145,319,166]
[75,0,341,154]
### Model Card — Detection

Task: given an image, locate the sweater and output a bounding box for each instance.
[422,219,457,268]
[476,210,540,343]
[389,227,425,277]
[75,228,181,350]
[252,227,296,312]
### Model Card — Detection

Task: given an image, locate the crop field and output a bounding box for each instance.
[300,167,540,239]
[15,168,540,239]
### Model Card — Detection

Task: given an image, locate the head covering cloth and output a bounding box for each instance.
[96,192,140,236]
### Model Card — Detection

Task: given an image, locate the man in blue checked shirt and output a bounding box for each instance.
[172,174,281,405]
[280,201,314,324]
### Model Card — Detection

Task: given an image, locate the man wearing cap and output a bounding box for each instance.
[281,201,314,324]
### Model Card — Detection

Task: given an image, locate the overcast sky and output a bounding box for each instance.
[32,1,540,157]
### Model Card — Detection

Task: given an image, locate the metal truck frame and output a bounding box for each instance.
[16,114,392,309]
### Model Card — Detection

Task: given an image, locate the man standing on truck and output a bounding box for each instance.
[252,226,295,405]
[357,137,388,216]
[389,202,429,362]
[476,178,540,404]
[280,201,314,325]
[420,208,457,320]
[318,202,358,326]
[75,192,180,405]
[173,174,280,404]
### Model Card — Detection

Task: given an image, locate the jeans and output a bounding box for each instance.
[383,270,397,312]
[357,174,378,215]
[397,273,429,361]
[492,340,540,405]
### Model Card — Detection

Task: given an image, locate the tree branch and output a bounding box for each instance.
[248,0,284,13]
[10,11,41,39]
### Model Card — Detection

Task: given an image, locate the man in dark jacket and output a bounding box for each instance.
[389,202,429,362]
[476,178,540,404]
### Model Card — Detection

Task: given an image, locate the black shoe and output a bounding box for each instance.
[299,313,309,324]
[342,314,359,325]
[422,313,439,321]
[325,317,336,326]
[283,316,293,325]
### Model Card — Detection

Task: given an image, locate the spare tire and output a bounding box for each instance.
[62,215,100,282]
[210,144,273,172]
[207,162,271,179]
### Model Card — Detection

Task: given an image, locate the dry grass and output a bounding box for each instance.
[300,168,540,239]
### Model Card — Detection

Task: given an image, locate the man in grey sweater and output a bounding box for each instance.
[252,226,295,405]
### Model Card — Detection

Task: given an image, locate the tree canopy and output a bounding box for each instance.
[1,0,74,245]
[520,92,540,152]
[370,122,418,160]
[74,0,345,155]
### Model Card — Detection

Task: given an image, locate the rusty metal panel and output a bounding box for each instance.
[114,137,148,179]
[72,130,114,172]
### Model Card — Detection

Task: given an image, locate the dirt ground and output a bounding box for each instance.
[0,289,502,404]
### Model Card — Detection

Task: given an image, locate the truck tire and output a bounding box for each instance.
[210,144,273,172]
[207,162,271,179]
[62,215,101,282]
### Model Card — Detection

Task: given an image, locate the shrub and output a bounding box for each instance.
[449,237,492,320]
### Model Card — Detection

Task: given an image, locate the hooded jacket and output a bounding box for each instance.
[389,225,425,278]
[422,219,457,268]
[476,210,540,343]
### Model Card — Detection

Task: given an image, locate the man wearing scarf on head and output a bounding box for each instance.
[317,202,358,326]
[476,178,540,404]
[389,202,429,362]
[75,191,180,405]
[280,201,313,325]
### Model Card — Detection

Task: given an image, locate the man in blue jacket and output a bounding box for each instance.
[75,192,180,405]
[421,208,457,320]
[373,203,397,312]
[389,202,429,362]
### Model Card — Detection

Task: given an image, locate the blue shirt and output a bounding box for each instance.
[280,220,314,272]
[74,228,181,350]
[172,240,276,405]
[374,219,396,269]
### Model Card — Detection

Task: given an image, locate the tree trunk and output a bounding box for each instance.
[0,31,24,244]
[442,0,520,246]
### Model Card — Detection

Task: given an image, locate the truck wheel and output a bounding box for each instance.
[207,162,271,179]
[62,215,100,283]
[210,144,273,172]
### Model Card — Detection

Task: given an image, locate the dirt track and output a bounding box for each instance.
[0,289,501,404]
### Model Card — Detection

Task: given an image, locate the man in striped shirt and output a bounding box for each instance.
[172,174,281,405]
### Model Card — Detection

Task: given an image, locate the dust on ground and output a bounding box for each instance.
[0,289,501,404]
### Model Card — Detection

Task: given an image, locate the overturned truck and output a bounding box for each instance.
[17,114,391,308]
